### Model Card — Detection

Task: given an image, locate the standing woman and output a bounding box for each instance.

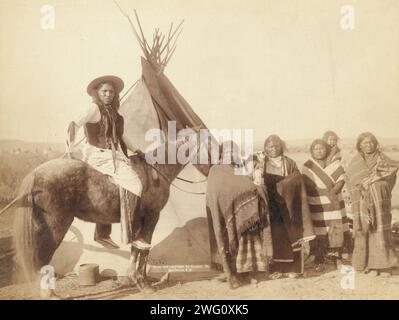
[346,132,399,276]
[206,141,272,288]
[261,135,315,279]
[302,139,350,271]
[322,131,342,165]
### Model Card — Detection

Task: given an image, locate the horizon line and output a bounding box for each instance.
[2,135,399,145]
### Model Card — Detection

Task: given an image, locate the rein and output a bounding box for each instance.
[142,130,209,195]
[64,125,208,195]
[137,133,208,195]
[138,155,207,195]
[176,176,207,184]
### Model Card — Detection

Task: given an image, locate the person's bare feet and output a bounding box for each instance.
[335,258,343,270]
[269,272,283,280]
[379,269,392,278]
[367,270,378,277]
[285,272,299,279]
[314,263,325,272]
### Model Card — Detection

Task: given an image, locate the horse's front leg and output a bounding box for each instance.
[134,209,160,292]
[126,246,139,286]
[136,249,154,293]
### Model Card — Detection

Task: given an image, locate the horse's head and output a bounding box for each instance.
[174,126,216,177]
[142,126,216,179]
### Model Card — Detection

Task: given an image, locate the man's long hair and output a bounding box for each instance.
[90,81,121,110]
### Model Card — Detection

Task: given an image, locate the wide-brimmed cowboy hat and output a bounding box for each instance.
[86,75,124,96]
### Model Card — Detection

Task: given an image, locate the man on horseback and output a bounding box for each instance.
[66,75,151,251]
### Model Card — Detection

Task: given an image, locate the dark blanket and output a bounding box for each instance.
[266,172,315,248]
[206,165,268,263]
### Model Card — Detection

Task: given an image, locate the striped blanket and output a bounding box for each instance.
[302,159,350,248]
[325,146,342,165]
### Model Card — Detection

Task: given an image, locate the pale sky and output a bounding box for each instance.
[0,0,398,144]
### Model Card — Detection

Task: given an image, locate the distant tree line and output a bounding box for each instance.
[0,150,62,204]
[287,145,399,153]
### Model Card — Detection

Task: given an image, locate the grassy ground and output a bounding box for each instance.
[0,209,16,288]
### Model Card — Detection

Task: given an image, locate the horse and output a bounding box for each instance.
[2,133,211,291]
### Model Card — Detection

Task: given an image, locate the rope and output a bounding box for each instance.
[119,79,139,102]
[175,176,207,184]
[63,144,207,195]
[120,81,209,188]
[141,158,207,195]
[0,196,22,216]
[64,117,207,194]
[170,183,205,195]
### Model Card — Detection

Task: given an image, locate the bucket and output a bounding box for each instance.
[78,263,99,286]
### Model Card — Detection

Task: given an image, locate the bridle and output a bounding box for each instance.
[65,125,209,195]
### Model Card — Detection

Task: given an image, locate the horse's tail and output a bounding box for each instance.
[13,172,39,281]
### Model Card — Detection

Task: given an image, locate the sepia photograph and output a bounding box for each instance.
[0,0,399,304]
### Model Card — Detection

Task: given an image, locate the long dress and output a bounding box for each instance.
[302,158,350,261]
[262,155,315,274]
[346,151,398,271]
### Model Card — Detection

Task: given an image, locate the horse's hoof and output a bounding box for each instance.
[137,278,155,293]
[40,289,55,299]
[142,285,155,294]
[124,275,137,288]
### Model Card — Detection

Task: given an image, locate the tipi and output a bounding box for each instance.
[116,10,215,272]
[51,10,216,276]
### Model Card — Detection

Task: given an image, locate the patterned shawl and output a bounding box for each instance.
[347,151,398,189]
[206,164,267,255]
[346,150,399,232]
